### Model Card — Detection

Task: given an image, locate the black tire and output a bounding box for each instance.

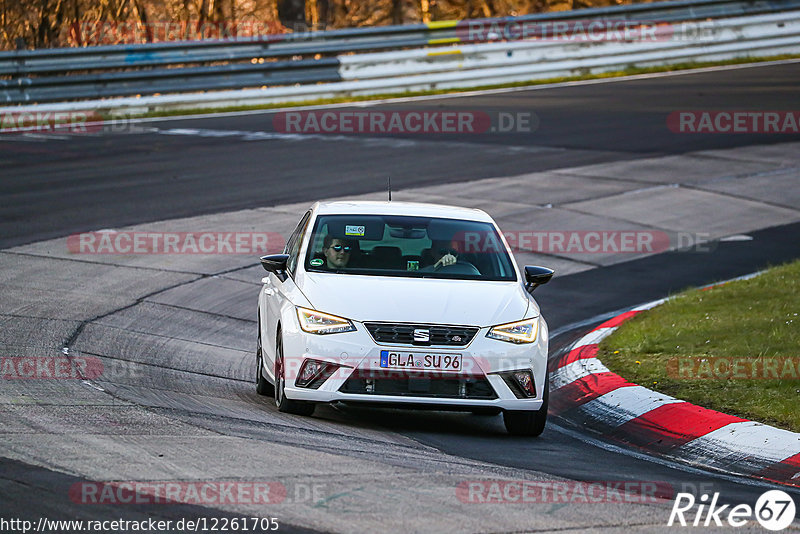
[470,407,502,416]
[256,323,274,396]
[274,333,316,416]
[502,373,548,437]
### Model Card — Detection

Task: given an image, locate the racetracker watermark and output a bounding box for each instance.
[445,230,716,255]
[70,481,327,505]
[0,111,103,134]
[0,357,103,380]
[452,230,672,255]
[455,19,717,42]
[70,481,287,505]
[667,357,800,380]
[67,232,284,254]
[273,110,537,134]
[2,517,279,533]
[667,111,800,134]
[456,480,673,503]
[281,354,523,381]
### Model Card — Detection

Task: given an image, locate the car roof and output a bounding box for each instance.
[313,200,494,222]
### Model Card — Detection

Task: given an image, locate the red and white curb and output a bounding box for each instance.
[549,298,800,488]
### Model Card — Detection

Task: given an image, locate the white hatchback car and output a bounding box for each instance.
[256,201,554,436]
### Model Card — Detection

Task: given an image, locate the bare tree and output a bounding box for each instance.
[390,0,402,24]
[1,0,9,48]
[0,0,643,50]
[278,0,306,29]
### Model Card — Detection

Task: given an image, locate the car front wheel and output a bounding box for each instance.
[256,323,274,396]
[274,333,315,416]
[503,373,548,436]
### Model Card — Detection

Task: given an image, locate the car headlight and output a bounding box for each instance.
[296,307,356,335]
[486,318,539,344]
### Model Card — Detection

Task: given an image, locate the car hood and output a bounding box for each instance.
[299,273,535,326]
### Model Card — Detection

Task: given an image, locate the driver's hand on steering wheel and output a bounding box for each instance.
[434,253,457,268]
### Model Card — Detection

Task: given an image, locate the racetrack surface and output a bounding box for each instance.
[1,61,799,249]
[2,63,800,532]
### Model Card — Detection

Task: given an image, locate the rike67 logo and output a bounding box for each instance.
[668,490,796,530]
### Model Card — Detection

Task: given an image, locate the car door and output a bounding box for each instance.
[262,210,312,375]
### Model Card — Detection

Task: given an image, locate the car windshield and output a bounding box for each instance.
[304,214,517,281]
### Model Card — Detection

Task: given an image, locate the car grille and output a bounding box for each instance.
[364,322,479,347]
[339,371,497,399]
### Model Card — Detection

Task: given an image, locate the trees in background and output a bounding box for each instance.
[1,0,631,50]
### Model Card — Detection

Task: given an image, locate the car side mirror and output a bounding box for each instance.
[260,254,289,281]
[524,266,554,293]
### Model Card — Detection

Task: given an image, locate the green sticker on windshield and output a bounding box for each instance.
[310,258,324,266]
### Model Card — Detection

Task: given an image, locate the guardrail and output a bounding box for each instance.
[2,0,789,75]
[337,12,800,84]
[0,58,342,103]
[1,0,800,107]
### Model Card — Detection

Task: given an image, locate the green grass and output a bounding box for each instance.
[598,260,800,432]
[111,54,800,120]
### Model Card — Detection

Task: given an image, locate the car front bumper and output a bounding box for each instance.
[280,317,549,411]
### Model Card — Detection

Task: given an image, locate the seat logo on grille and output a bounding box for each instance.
[413,329,430,343]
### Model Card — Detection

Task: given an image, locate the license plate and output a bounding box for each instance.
[379,351,462,371]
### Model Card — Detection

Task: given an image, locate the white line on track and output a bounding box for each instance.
[22,132,71,140]
[154,126,562,152]
[0,136,45,142]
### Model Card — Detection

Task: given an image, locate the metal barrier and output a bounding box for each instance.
[1,0,800,106]
[1,58,342,103]
[337,12,800,83]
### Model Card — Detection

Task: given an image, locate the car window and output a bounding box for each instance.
[304,214,516,281]
[285,211,311,276]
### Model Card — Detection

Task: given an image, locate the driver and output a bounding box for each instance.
[323,235,354,269]
[424,240,457,270]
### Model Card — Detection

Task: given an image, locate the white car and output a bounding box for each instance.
[256,201,554,436]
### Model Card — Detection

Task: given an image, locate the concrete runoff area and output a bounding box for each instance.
[1,141,800,531]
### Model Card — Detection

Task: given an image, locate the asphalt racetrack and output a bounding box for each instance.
[2,61,800,248]
[1,61,799,532]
